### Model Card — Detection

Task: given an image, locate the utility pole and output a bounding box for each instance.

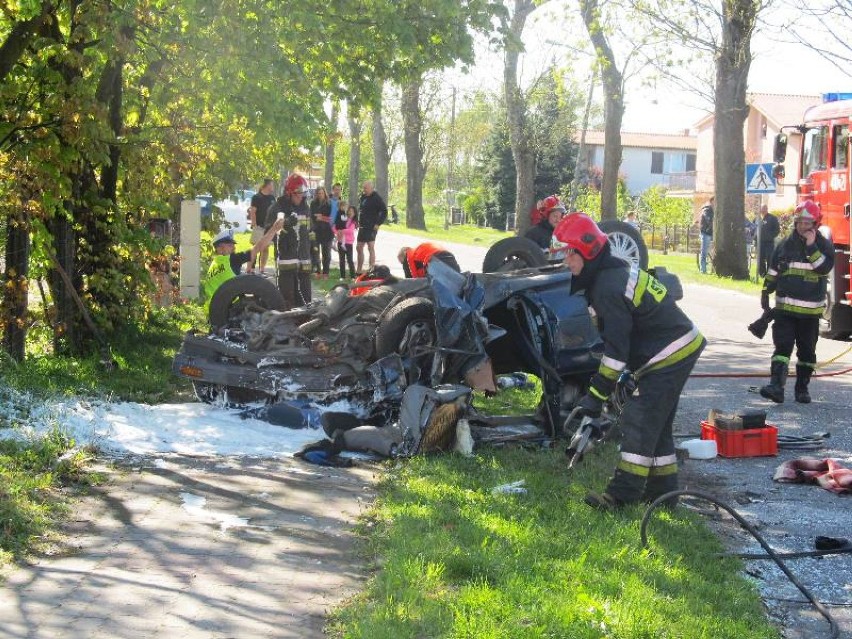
[445,86,457,230]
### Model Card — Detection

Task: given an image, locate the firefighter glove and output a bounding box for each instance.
[761,290,770,311]
[576,393,603,419]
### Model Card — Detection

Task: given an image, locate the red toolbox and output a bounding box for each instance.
[700,421,778,458]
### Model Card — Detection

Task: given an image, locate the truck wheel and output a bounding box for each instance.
[375,297,436,361]
[208,275,286,330]
[482,237,548,273]
[820,249,852,340]
[599,220,648,269]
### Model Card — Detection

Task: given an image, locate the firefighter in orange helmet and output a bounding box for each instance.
[397,242,461,278]
[552,213,705,511]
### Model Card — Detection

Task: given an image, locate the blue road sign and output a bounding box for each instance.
[745,163,777,194]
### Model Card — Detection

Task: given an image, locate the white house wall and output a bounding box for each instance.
[589,146,696,195]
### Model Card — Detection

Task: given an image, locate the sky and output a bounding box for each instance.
[454,2,852,135]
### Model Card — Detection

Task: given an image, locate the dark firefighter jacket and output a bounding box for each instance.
[575,245,705,402]
[763,231,834,316]
[269,197,311,271]
[524,219,555,249]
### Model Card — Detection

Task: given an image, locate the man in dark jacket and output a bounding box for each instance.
[524,195,565,249]
[356,180,388,274]
[268,173,312,308]
[553,213,705,510]
[759,201,834,404]
[757,204,780,277]
[697,196,714,273]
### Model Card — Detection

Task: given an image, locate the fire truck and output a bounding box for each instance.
[773,92,852,340]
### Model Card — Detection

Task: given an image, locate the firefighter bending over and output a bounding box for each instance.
[759,201,834,404]
[204,218,284,300]
[552,214,705,510]
[397,242,461,278]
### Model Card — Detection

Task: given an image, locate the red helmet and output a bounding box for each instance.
[794,200,821,225]
[541,195,566,215]
[551,213,608,260]
[284,173,308,195]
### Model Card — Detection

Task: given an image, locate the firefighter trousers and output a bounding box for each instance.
[771,313,819,368]
[606,343,705,504]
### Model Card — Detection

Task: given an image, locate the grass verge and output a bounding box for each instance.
[0,428,100,571]
[329,445,778,639]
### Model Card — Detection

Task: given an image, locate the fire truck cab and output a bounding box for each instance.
[773,92,852,340]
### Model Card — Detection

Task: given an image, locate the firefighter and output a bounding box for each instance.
[524,195,565,249]
[268,174,313,308]
[397,242,461,278]
[759,200,834,404]
[203,218,284,300]
[552,214,705,510]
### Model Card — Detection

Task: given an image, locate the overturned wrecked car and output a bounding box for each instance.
[173,258,678,449]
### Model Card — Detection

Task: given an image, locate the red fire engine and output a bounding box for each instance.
[773,92,852,340]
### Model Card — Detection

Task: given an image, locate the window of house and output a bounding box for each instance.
[686,154,696,172]
[832,124,848,169]
[651,151,664,174]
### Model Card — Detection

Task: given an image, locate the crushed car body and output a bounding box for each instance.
[173,259,610,438]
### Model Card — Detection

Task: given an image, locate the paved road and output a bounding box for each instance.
[3,236,850,638]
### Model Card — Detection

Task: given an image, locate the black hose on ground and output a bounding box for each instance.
[640,489,841,639]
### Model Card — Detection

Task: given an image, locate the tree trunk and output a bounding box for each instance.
[372,94,390,203]
[504,0,536,235]
[401,78,426,230]
[581,0,623,221]
[1,210,30,361]
[48,214,80,355]
[713,0,755,279]
[324,102,337,189]
[347,108,361,207]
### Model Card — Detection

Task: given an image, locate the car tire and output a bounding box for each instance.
[599,220,648,269]
[208,275,286,330]
[482,237,549,272]
[374,297,436,359]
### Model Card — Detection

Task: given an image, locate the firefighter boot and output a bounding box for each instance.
[643,473,679,509]
[759,361,788,404]
[794,365,813,404]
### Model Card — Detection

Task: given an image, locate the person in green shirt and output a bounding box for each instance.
[204,218,283,299]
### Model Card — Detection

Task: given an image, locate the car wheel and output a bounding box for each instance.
[598,220,648,269]
[482,237,549,273]
[208,275,286,330]
[374,297,436,365]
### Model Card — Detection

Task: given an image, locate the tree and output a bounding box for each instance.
[401,78,427,229]
[632,0,765,279]
[580,0,625,221]
[503,0,539,235]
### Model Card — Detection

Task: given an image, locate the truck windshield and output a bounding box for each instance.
[802,126,828,177]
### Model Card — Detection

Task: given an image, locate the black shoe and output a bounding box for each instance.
[795,388,811,404]
[584,492,625,511]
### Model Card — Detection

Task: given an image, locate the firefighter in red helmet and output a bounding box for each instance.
[524,195,566,249]
[268,174,313,308]
[552,213,705,510]
[758,200,834,404]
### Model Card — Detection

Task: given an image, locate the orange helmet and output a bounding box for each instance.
[284,173,308,195]
[551,213,608,260]
[794,200,821,225]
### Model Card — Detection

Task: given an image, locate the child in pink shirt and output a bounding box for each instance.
[335,205,358,278]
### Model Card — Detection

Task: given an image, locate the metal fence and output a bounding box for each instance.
[640,223,700,253]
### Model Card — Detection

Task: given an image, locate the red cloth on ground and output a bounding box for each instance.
[773,458,852,495]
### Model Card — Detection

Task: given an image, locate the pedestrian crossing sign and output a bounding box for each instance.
[745,163,777,194]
